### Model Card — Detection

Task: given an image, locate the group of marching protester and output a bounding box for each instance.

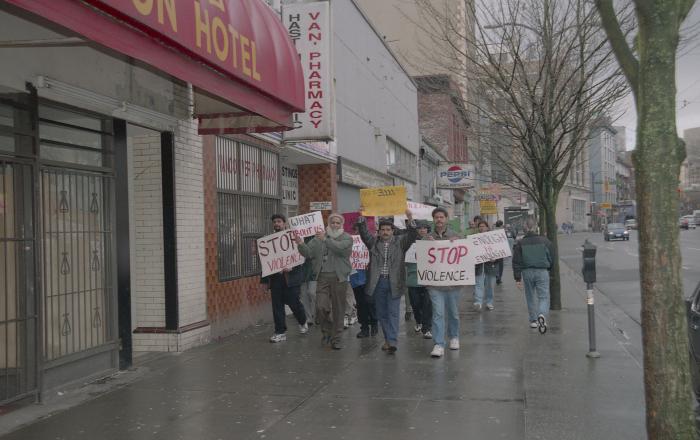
[260,207,554,357]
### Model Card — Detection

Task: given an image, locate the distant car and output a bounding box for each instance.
[685,280,700,399]
[681,215,696,230]
[603,223,629,241]
[624,219,637,230]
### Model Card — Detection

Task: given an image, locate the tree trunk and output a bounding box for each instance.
[634,5,694,437]
[544,196,562,310]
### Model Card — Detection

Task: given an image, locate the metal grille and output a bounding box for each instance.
[0,160,38,404]
[40,168,113,361]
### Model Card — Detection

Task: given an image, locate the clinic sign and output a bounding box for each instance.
[437,163,475,189]
[283,1,334,140]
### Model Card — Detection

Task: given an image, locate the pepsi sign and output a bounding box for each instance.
[437,163,475,189]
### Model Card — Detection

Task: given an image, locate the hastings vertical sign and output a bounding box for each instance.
[282,1,334,141]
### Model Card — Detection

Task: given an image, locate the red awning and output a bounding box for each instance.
[7,0,305,134]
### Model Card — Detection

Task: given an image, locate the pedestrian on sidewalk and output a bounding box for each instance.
[405,220,433,339]
[473,220,501,312]
[426,208,464,358]
[350,261,377,338]
[296,213,353,350]
[260,214,308,343]
[512,217,554,333]
[356,209,417,354]
[494,219,505,285]
[299,244,317,325]
[344,284,358,329]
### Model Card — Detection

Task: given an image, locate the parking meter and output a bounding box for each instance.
[582,240,597,284]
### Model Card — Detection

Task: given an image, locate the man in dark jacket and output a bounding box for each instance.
[260,214,308,343]
[512,218,554,333]
[356,209,417,354]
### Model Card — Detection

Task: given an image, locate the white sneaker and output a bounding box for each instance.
[414,324,422,333]
[269,333,287,343]
[430,344,445,358]
[529,321,539,328]
[343,316,349,329]
[473,302,482,311]
[423,331,433,339]
[299,323,309,334]
[350,316,358,325]
[486,304,495,311]
[449,338,460,350]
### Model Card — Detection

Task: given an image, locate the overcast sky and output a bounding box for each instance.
[616,4,700,149]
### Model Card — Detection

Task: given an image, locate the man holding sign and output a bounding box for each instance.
[259,214,309,343]
[296,213,353,350]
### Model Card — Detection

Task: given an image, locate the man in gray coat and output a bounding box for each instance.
[296,213,353,350]
[356,209,417,354]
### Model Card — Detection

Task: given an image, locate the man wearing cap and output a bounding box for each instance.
[356,209,417,354]
[260,214,309,343]
[296,213,353,350]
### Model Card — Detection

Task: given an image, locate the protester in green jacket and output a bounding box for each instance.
[405,220,432,339]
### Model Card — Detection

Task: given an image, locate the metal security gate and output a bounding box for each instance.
[0,160,38,404]
[40,168,113,363]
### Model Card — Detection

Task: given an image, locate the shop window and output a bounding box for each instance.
[216,137,280,281]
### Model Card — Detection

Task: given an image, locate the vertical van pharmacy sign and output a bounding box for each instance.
[282,1,334,141]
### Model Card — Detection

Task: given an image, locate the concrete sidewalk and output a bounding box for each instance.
[0,263,645,440]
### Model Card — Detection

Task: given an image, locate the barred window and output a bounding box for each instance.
[216,137,280,281]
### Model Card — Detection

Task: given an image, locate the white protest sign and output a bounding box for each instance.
[288,211,325,238]
[415,239,476,286]
[350,235,370,270]
[468,229,512,263]
[405,242,417,263]
[257,230,305,277]
[394,202,435,229]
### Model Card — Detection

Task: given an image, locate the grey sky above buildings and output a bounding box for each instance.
[616,4,700,150]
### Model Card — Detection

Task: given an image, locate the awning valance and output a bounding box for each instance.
[7,0,305,134]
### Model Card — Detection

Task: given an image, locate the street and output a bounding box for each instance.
[558,228,700,366]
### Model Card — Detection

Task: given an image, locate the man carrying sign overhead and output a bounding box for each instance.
[356,209,417,354]
[260,214,309,343]
[296,213,353,350]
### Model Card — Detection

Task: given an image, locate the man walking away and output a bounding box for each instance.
[260,214,308,343]
[426,208,464,358]
[296,213,353,350]
[512,218,554,333]
[494,220,505,285]
[356,210,417,354]
[405,220,433,339]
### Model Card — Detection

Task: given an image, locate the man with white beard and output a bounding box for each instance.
[296,213,353,350]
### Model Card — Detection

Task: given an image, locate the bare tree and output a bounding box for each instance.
[412,0,629,309]
[596,0,697,437]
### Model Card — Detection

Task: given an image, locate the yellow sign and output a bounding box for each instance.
[360,185,407,216]
[599,202,612,209]
[479,200,498,215]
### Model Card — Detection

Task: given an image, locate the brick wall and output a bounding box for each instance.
[298,163,337,222]
[418,92,450,156]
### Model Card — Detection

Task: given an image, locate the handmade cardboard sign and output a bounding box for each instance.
[350,235,370,270]
[360,185,407,216]
[468,229,512,263]
[288,211,325,238]
[257,230,305,277]
[415,239,475,286]
[394,201,435,228]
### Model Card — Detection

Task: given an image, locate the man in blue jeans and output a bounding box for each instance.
[356,210,417,354]
[512,218,554,333]
[426,208,464,358]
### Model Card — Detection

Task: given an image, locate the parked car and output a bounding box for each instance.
[603,223,629,241]
[681,215,697,230]
[685,280,700,399]
[625,219,637,230]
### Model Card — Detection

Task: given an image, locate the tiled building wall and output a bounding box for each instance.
[202,135,274,339]
[298,163,337,221]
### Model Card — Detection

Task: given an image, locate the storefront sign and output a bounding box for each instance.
[479,200,498,215]
[282,1,334,140]
[216,138,278,195]
[257,230,305,277]
[600,202,612,209]
[350,235,369,270]
[310,201,333,211]
[360,186,407,216]
[394,201,435,228]
[415,240,475,286]
[468,229,512,263]
[437,163,475,189]
[281,165,298,206]
[288,211,324,238]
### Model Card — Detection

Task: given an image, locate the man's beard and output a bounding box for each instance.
[326,227,343,238]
